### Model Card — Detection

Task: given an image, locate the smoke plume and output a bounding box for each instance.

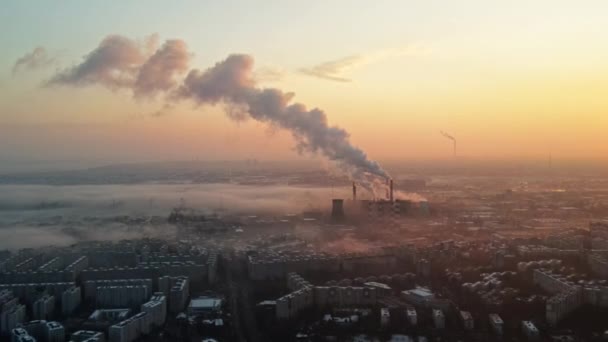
[440,130,457,156]
[440,130,455,141]
[47,34,162,90]
[46,35,389,194]
[134,39,190,98]
[176,54,389,193]
[12,47,54,75]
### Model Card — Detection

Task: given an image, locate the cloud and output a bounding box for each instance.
[299,55,362,82]
[299,46,428,82]
[12,47,55,75]
[46,34,159,90]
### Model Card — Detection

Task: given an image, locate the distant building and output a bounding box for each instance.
[70,330,105,342]
[363,282,392,297]
[2,304,26,335]
[416,259,431,277]
[460,310,474,330]
[11,327,30,342]
[406,306,417,326]
[187,297,222,318]
[109,312,151,342]
[61,286,81,316]
[18,320,64,342]
[158,276,189,313]
[380,308,390,328]
[401,287,434,307]
[433,309,445,329]
[45,321,65,342]
[489,314,503,335]
[96,285,148,309]
[33,295,55,320]
[521,320,540,341]
[141,293,166,327]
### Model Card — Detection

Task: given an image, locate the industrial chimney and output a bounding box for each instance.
[352,182,357,201]
[389,179,394,202]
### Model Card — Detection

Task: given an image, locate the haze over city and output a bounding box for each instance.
[1,2,608,342]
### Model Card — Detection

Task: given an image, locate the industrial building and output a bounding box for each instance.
[330,179,428,224]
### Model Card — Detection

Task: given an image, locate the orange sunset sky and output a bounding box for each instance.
[1,1,607,167]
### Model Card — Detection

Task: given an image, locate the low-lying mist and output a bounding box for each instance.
[0,183,347,250]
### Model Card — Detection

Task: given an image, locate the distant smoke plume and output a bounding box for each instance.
[440,130,457,156]
[12,47,54,75]
[177,54,389,193]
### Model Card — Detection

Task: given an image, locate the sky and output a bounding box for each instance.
[1,0,607,169]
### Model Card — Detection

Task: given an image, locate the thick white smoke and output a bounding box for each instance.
[176,54,389,194]
[46,35,390,194]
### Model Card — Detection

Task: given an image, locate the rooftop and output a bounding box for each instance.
[189,297,222,310]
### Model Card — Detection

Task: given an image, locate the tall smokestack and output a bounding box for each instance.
[440,131,457,157]
[386,178,390,201]
[352,182,357,201]
[389,179,394,202]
